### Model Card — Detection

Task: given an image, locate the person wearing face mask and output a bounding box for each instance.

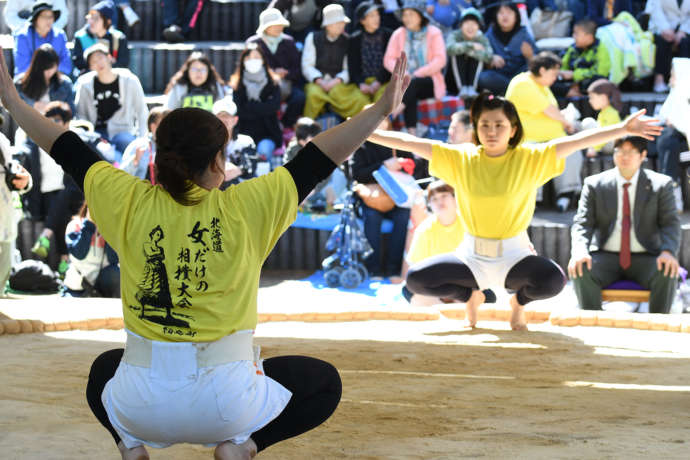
[247,8,305,130]
[301,4,369,120]
[230,45,283,165]
[164,52,227,111]
[71,1,131,78]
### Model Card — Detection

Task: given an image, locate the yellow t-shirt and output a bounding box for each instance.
[594,105,622,150]
[505,72,566,142]
[430,142,564,239]
[406,215,465,265]
[84,162,297,342]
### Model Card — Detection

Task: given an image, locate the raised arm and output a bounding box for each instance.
[310,53,411,165]
[367,129,438,160]
[553,110,663,160]
[0,45,67,152]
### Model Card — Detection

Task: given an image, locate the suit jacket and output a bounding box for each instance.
[571,167,680,258]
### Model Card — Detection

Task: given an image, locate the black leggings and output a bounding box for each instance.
[406,253,566,305]
[86,350,342,452]
[401,76,435,128]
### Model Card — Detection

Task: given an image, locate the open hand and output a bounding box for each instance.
[378,53,411,117]
[623,109,664,140]
[567,254,592,279]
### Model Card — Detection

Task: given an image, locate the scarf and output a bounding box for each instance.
[492,23,519,46]
[405,27,427,74]
[261,33,283,54]
[242,68,268,101]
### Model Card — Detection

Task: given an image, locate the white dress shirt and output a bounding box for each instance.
[603,168,646,253]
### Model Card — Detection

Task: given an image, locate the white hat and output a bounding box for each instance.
[212,96,237,116]
[321,4,350,27]
[256,8,290,35]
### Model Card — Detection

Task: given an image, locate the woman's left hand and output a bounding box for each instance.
[623,109,664,141]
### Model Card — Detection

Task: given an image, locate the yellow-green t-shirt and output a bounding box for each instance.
[505,72,566,142]
[84,162,297,342]
[594,105,622,150]
[406,215,465,265]
[430,142,564,239]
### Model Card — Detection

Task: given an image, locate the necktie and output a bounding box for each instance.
[620,182,631,270]
[606,0,615,20]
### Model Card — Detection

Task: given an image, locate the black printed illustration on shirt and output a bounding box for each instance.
[131,225,193,328]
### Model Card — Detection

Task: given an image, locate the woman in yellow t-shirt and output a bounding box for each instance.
[368,92,661,331]
[0,47,413,459]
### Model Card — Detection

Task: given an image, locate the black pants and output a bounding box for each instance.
[572,251,677,313]
[406,253,566,305]
[86,350,341,452]
[45,175,84,255]
[402,76,435,128]
[445,55,480,95]
[654,34,690,78]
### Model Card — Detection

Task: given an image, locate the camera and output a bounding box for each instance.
[230,145,260,179]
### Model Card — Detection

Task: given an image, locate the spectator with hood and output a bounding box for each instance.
[247,8,305,129]
[13,1,72,75]
[478,1,536,95]
[72,1,130,78]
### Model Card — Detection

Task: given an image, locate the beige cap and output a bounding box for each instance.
[321,4,350,27]
[256,8,290,35]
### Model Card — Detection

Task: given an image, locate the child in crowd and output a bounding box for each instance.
[119,106,171,180]
[71,0,130,78]
[558,18,611,98]
[285,117,346,211]
[302,4,369,119]
[348,2,393,104]
[75,43,149,164]
[164,51,227,111]
[212,96,258,185]
[13,1,72,75]
[0,129,32,296]
[247,8,305,130]
[230,44,283,164]
[63,202,119,297]
[445,7,492,97]
[584,79,622,157]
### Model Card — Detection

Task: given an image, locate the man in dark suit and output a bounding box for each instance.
[569,136,681,313]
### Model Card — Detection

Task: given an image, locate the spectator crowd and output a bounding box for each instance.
[1,0,689,313]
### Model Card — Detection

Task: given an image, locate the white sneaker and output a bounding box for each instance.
[122,5,140,27]
[653,81,669,93]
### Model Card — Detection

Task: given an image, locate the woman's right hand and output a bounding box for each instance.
[491,55,505,69]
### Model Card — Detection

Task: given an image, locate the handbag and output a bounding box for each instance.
[530,8,573,40]
[354,183,395,212]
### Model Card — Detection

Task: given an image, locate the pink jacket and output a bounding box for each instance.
[384,25,447,100]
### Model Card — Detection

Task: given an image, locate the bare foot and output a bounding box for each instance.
[465,290,485,328]
[117,441,149,460]
[214,438,258,460]
[509,295,527,331]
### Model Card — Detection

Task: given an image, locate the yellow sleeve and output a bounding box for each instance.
[84,161,150,253]
[231,167,298,260]
[527,143,565,187]
[507,79,550,115]
[598,107,621,127]
[406,218,433,265]
[429,143,466,188]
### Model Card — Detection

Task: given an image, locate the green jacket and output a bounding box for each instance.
[446,30,493,64]
[561,39,611,83]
